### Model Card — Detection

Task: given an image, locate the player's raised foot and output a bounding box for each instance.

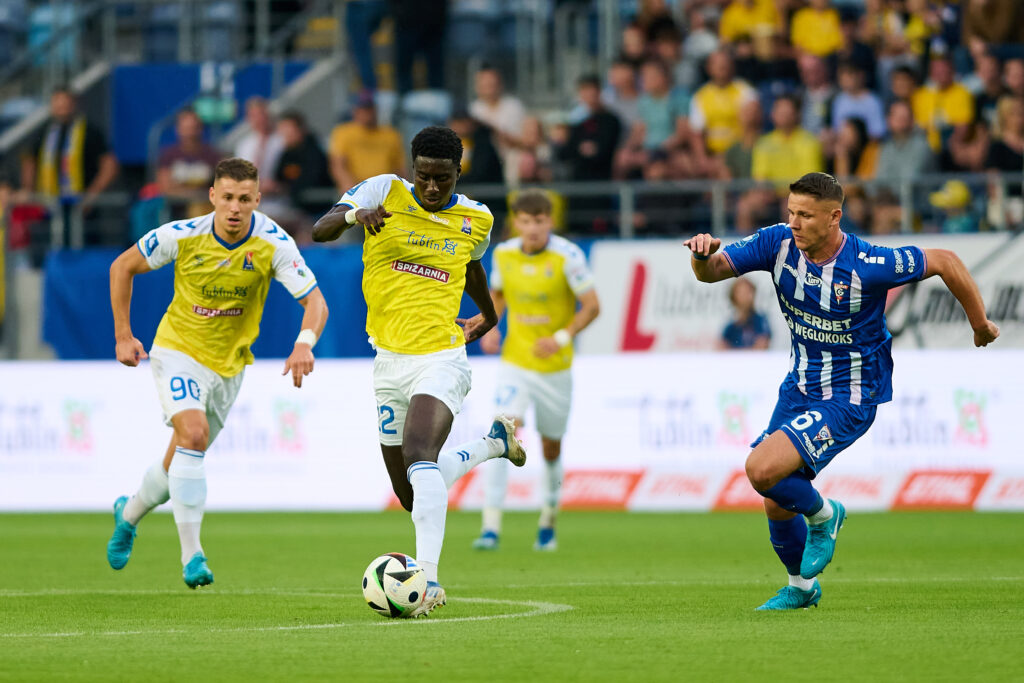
[489,415,526,467]
[408,581,446,618]
[801,499,847,579]
[106,495,137,570]
[755,580,822,611]
[183,552,214,589]
[533,527,557,551]
[472,530,500,550]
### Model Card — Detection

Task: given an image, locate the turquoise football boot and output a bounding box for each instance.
[106,495,137,570]
[801,499,847,579]
[755,580,822,611]
[183,552,214,589]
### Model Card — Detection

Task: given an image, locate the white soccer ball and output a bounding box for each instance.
[362,553,427,618]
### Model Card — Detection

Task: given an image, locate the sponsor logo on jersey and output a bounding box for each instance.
[905,249,916,273]
[833,281,849,302]
[858,251,885,265]
[200,284,249,298]
[215,257,232,269]
[243,251,255,271]
[733,233,759,249]
[462,216,473,235]
[514,313,552,325]
[429,213,449,226]
[293,259,307,277]
[396,228,457,255]
[391,260,450,283]
[192,305,243,317]
[804,273,822,287]
[893,248,904,274]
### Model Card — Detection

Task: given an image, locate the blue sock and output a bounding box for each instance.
[768,517,808,576]
[758,473,823,516]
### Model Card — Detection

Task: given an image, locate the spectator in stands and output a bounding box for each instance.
[234,97,284,180]
[721,98,763,181]
[603,59,641,132]
[344,0,387,92]
[929,179,979,232]
[833,117,879,180]
[651,26,687,91]
[619,22,649,70]
[272,111,331,223]
[718,0,780,46]
[390,0,448,94]
[798,54,836,137]
[635,0,679,43]
[717,277,771,350]
[470,66,526,186]
[832,10,877,90]
[887,65,919,106]
[831,62,886,140]
[328,93,405,194]
[19,87,119,245]
[912,54,974,152]
[986,97,1024,172]
[948,119,992,172]
[859,0,911,85]
[636,59,692,155]
[517,116,555,183]
[156,108,222,218]
[903,0,941,58]
[970,53,1006,128]
[634,150,683,234]
[790,0,843,59]
[562,75,622,182]
[962,0,1024,62]
[679,5,719,91]
[448,111,504,184]
[876,100,936,181]
[690,50,757,174]
[737,95,823,231]
[1003,59,1024,100]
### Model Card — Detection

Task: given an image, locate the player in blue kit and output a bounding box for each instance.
[685,172,999,610]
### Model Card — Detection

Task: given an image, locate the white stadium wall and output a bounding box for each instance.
[1,352,1022,512]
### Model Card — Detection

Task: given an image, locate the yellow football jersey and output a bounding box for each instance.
[137,210,318,377]
[337,174,493,354]
[491,234,594,373]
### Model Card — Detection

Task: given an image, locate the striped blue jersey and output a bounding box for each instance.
[721,224,928,405]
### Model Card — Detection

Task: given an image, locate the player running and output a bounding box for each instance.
[312,125,526,617]
[107,158,328,588]
[684,172,999,610]
[472,189,600,551]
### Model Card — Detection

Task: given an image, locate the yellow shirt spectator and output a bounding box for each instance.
[328,121,404,186]
[752,128,824,192]
[911,84,974,151]
[690,80,758,154]
[720,0,780,42]
[790,7,843,57]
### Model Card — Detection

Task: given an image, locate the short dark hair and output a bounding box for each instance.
[789,172,844,204]
[411,125,463,167]
[774,93,801,111]
[578,74,602,90]
[511,188,553,216]
[215,157,258,183]
[279,110,306,129]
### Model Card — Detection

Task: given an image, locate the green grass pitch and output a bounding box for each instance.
[1,510,1021,682]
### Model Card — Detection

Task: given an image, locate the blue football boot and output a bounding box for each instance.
[106,495,137,570]
[472,530,500,550]
[755,580,822,611]
[801,499,847,579]
[489,415,526,466]
[183,552,214,589]
[534,527,557,551]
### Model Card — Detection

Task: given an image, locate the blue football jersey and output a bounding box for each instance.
[722,225,928,405]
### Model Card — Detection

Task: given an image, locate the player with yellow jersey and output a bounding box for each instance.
[106,158,328,588]
[473,189,600,552]
[312,126,525,617]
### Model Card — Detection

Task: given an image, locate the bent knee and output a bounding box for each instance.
[176,428,209,452]
[745,460,778,493]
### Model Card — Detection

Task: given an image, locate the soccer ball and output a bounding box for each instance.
[361,553,427,618]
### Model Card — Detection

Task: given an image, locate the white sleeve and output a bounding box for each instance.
[271,234,319,299]
[470,231,491,261]
[563,243,595,295]
[689,95,706,132]
[489,257,503,290]
[136,221,183,270]
[335,174,394,210]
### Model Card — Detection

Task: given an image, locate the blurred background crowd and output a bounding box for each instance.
[0,0,1023,258]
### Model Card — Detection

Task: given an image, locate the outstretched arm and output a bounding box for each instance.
[282,287,329,388]
[683,233,737,283]
[457,260,500,343]
[109,247,153,366]
[312,204,392,242]
[923,248,999,347]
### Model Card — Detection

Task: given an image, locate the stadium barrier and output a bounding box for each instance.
[1,351,1021,512]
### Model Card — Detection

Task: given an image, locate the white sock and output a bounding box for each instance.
[436,437,505,489]
[806,498,834,526]
[123,460,170,525]
[168,447,206,565]
[789,574,816,591]
[482,457,510,533]
[408,461,447,583]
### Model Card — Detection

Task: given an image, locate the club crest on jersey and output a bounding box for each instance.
[834,281,849,302]
[462,216,472,235]
[243,252,255,271]
[813,425,833,442]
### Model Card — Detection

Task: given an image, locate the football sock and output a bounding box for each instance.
[436,437,504,489]
[806,498,834,525]
[758,473,823,516]
[408,461,447,583]
[768,516,808,576]
[123,460,170,525]
[483,458,510,532]
[168,447,206,565]
[789,574,816,591]
[542,457,563,510]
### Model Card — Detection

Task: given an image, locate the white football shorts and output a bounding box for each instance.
[149,345,244,446]
[494,361,573,440]
[373,346,472,446]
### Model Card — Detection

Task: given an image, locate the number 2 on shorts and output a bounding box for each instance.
[378,405,396,435]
